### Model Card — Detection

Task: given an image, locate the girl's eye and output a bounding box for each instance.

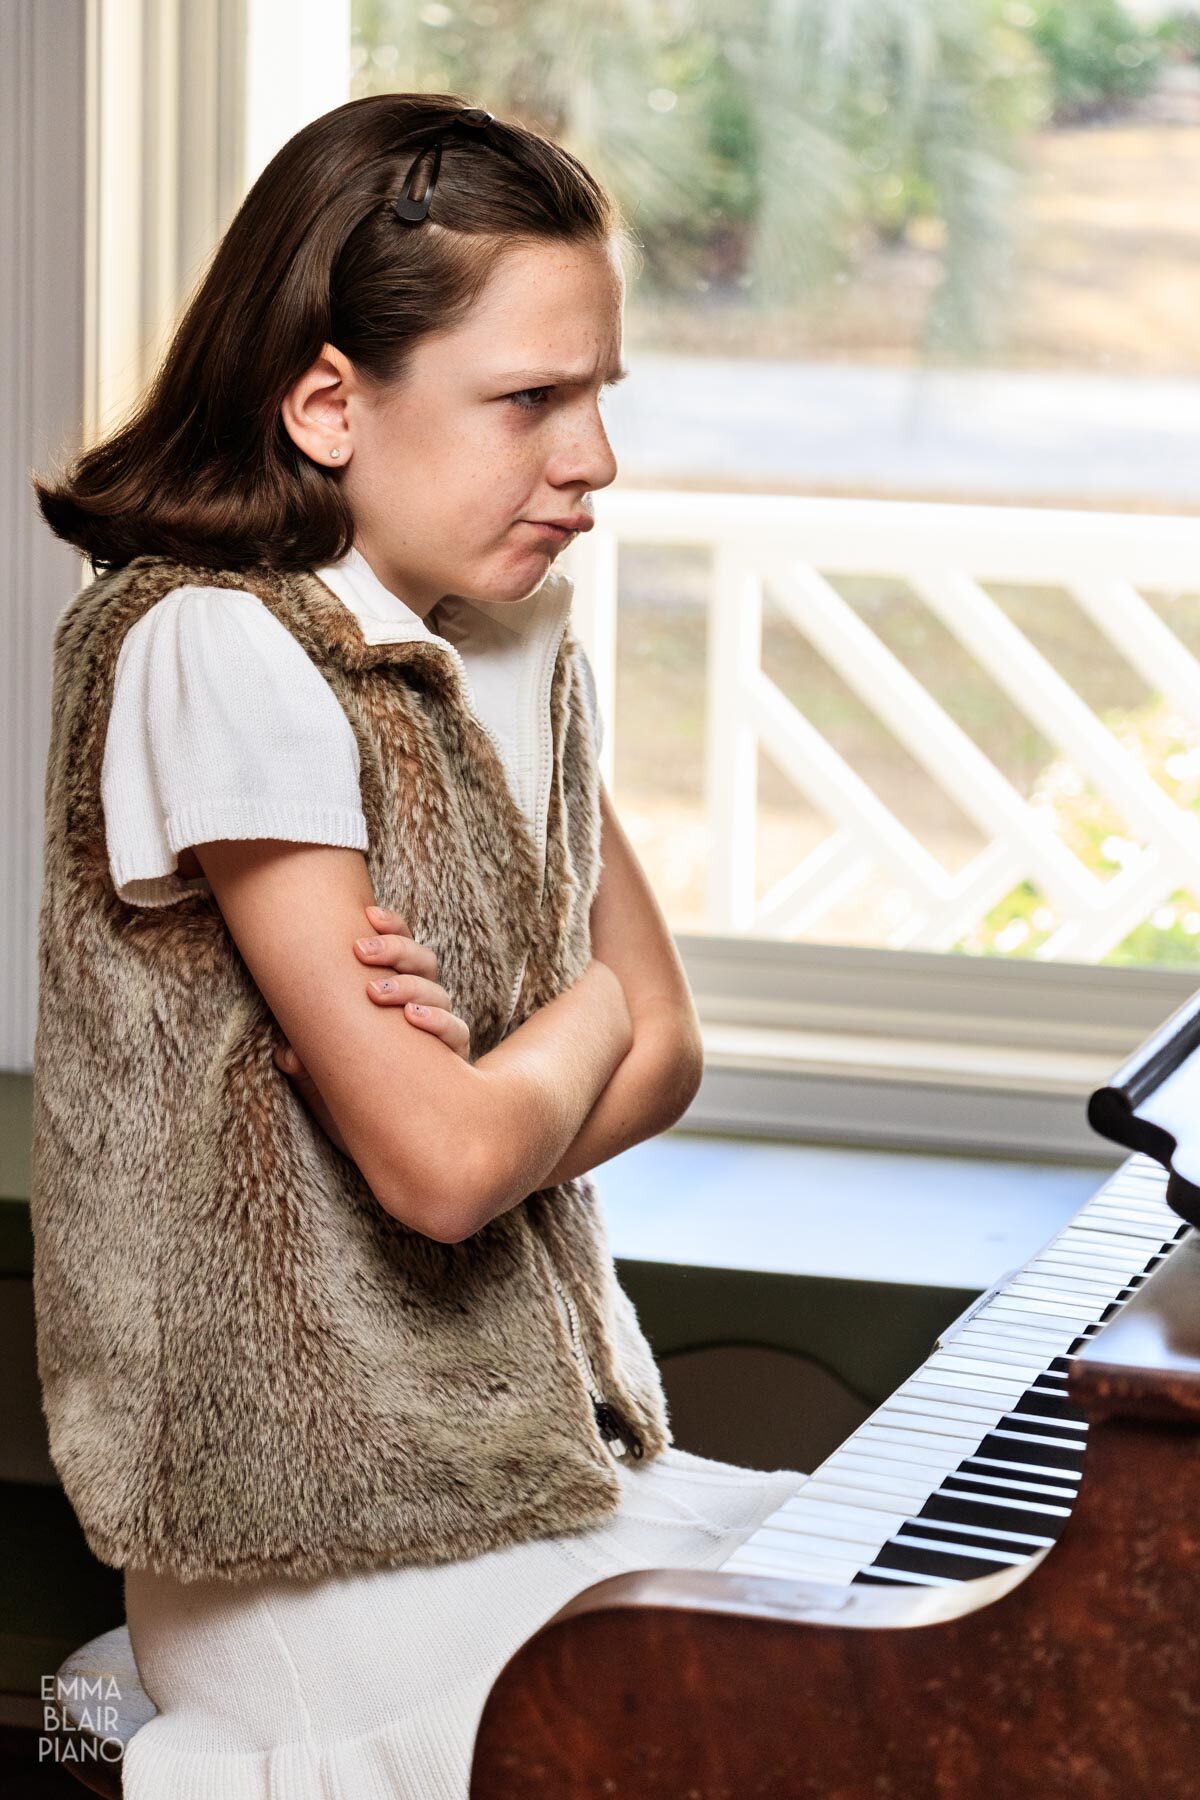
[508,387,552,411]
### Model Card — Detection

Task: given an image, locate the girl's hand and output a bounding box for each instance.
[350,903,472,1061]
[272,905,473,1140]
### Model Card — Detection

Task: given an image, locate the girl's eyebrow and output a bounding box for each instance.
[493,365,629,386]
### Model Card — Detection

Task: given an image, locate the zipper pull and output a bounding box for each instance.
[593,1400,645,1460]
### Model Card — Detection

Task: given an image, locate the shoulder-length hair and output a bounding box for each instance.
[33,91,635,575]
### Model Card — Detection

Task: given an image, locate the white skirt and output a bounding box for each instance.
[120,1445,809,1800]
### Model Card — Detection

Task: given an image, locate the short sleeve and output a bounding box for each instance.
[574,641,604,755]
[101,586,369,909]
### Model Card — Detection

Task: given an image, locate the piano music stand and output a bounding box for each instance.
[1087,980,1200,1227]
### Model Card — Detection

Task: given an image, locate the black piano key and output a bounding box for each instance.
[972,1432,1085,1473]
[1011,1389,1086,1423]
[944,1471,1078,1508]
[903,1516,1053,1554]
[919,1493,1068,1541]
[996,1413,1087,1443]
[872,1539,1017,1582]
[854,1570,914,1586]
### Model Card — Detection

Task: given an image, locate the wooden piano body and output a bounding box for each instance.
[470,987,1200,1800]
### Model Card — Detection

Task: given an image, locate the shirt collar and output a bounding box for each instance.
[315,543,572,649]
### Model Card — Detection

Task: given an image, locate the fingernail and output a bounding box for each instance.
[369,979,392,993]
[357,937,381,952]
[406,1002,426,1015]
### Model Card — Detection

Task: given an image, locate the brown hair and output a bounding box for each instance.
[33,92,635,575]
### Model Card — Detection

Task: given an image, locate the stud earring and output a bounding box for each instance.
[330,447,342,460]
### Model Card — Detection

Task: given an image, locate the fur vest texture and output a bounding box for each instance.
[30,553,673,1583]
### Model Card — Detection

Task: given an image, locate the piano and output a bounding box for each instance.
[469,990,1200,1797]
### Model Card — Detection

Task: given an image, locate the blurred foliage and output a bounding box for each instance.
[1021,0,1165,121]
[351,0,1053,360]
[1154,5,1200,63]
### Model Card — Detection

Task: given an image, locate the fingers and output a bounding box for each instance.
[400,1004,472,1062]
[365,903,413,939]
[355,913,439,981]
[363,973,452,1010]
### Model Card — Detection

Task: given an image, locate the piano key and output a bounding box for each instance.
[858,1426,983,1462]
[719,1537,868,1584]
[980,1305,1096,1334]
[853,1567,962,1588]
[888,1531,1028,1568]
[903,1515,1055,1552]
[1011,1389,1086,1423]
[830,1459,976,1504]
[934,1354,1050,1383]
[907,1364,1034,1395]
[868,1411,998,1444]
[904,1375,1029,1406]
[804,1478,960,1515]
[872,1539,1021,1580]
[1013,1271,1134,1299]
[956,1318,1082,1347]
[754,1505,910,1549]
[927,1487,1070,1523]
[968,1437,1084,1476]
[944,1469,1079,1505]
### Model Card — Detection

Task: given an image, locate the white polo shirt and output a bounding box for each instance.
[100,547,602,909]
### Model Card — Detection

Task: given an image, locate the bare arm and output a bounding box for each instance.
[191,837,633,1241]
[534,778,705,1188]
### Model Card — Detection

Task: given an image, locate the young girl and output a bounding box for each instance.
[31,92,807,1799]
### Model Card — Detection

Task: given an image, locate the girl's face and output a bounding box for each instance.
[283,236,626,620]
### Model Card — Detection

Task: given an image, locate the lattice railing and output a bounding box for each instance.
[565,494,1200,962]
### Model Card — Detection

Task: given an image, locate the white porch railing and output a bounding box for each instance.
[565,493,1200,965]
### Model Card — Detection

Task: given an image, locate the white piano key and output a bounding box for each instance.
[850,1567,962,1588]
[801,1479,955,1516]
[720,1550,866,1583]
[905,1369,1031,1399]
[760,1502,908,1548]
[981,1303,1094,1333]
[719,1539,865,1584]
[928,1353,1050,1382]
[935,1485,1070,1520]
[870,1407,997,1442]
[750,1523,887,1565]
[946,1468,1078,1502]
[1013,1272,1130,1299]
[888,1532,1026,1567]
[962,1452,1084,1483]
[910,1517,1056,1550]
[933,1355,1049,1385]
[884,1395,1006,1432]
[1015,1409,1087,1434]
[986,1424,1087,1455]
[858,1425,979,1460]
[806,1465,934,1502]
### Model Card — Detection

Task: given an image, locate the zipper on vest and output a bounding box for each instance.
[546,1266,644,1460]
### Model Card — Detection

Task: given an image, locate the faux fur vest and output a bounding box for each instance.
[31,552,673,1584]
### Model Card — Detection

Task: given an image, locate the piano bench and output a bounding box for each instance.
[48,1624,150,1798]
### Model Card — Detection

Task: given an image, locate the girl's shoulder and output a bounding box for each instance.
[102,585,368,911]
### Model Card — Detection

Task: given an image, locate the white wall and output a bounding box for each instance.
[1,0,89,1072]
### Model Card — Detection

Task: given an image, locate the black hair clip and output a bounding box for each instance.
[392,107,496,225]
